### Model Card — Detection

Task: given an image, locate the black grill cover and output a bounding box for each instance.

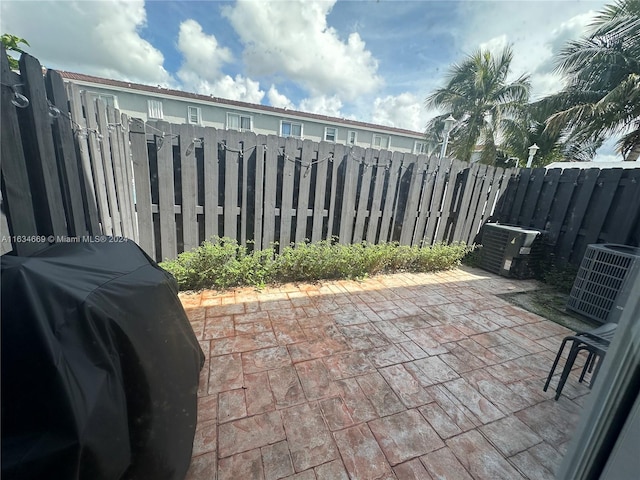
[1,240,204,480]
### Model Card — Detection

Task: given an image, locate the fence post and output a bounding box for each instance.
[0,46,39,255]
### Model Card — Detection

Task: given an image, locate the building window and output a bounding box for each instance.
[147,99,164,119]
[88,92,118,109]
[281,120,303,138]
[188,106,201,125]
[372,134,389,149]
[227,112,252,132]
[324,127,337,142]
[414,141,428,154]
[348,130,357,146]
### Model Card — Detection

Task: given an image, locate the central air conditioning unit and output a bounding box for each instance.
[479,223,545,279]
[567,244,640,324]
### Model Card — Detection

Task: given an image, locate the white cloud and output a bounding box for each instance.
[371,93,432,132]
[267,85,294,109]
[460,1,605,99]
[205,75,265,104]
[222,0,382,100]
[298,95,344,117]
[0,0,172,85]
[177,19,233,86]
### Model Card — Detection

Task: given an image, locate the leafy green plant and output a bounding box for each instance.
[160,237,471,291]
[2,34,29,70]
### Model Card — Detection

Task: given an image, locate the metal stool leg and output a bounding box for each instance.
[555,342,581,400]
[579,352,595,383]
[544,338,570,392]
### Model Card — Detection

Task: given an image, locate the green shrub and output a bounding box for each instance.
[160,237,471,291]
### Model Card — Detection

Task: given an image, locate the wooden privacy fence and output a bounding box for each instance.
[493,167,640,264]
[0,49,137,255]
[127,121,515,261]
[5,50,638,267]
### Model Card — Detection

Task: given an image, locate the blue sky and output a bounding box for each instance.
[1,0,620,159]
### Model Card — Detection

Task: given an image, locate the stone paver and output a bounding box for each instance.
[181,267,586,480]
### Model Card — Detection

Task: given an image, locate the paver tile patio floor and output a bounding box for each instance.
[180,266,590,480]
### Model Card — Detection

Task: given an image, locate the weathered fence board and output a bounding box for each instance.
[0,48,39,255]
[353,148,375,243]
[65,82,101,234]
[46,70,88,236]
[179,123,198,252]
[368,150,391,243]
[311,141,331,243]
[253,135,267,249]
[81,89,114,235]
[19,53,68,236]
[435,159,466,243]
[327,143,346,240]
[531,168,561,230]
[155,121,177,259]
[263,135,279,247]
[95,101,122,236]
[202,126,219,240]
[423,158,448,244]
[129,118,155,257]
[339,146,359,244]
[295,139,315,243]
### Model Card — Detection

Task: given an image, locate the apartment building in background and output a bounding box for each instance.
[60,71,429,154]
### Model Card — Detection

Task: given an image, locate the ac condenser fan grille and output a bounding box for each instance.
[567,244,640,323]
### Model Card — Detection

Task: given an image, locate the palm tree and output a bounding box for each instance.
[425,46,531,164]
[543,0,640,161]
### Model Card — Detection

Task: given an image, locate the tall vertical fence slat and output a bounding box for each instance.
[179,123,198,252]
[107,106,134,238]
[46,70,88,236]
[353,148,375,243]
[367,150,391,243]
[129,118,155,257]
[203,126,219,241]
[81,90,113,235]
[263,135,279,248]
[295,140,315,243]
[543,169,580,245]
[606,169,640,244]
[339,146,359,244]
[156,121,177,260]
[311,141,331,243]
[95,101,122,236]
[579,169,624,253]
[435,159,465,243]
[66,83,101,234]
[451,161,480,242]
[241,132,257,246]
[253,135,267,249]
[223,130,240,240]
[399,153,425,245]
[531,168,561,230]
[0,47,39,255]
[518,167,546,227]
[279,136,298,248]
[327,143,345,241]
[120,114,138,242]
[411,155,437,246]
[19,53,67,236]
[379,151,403,243]
[423,156,448,244]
